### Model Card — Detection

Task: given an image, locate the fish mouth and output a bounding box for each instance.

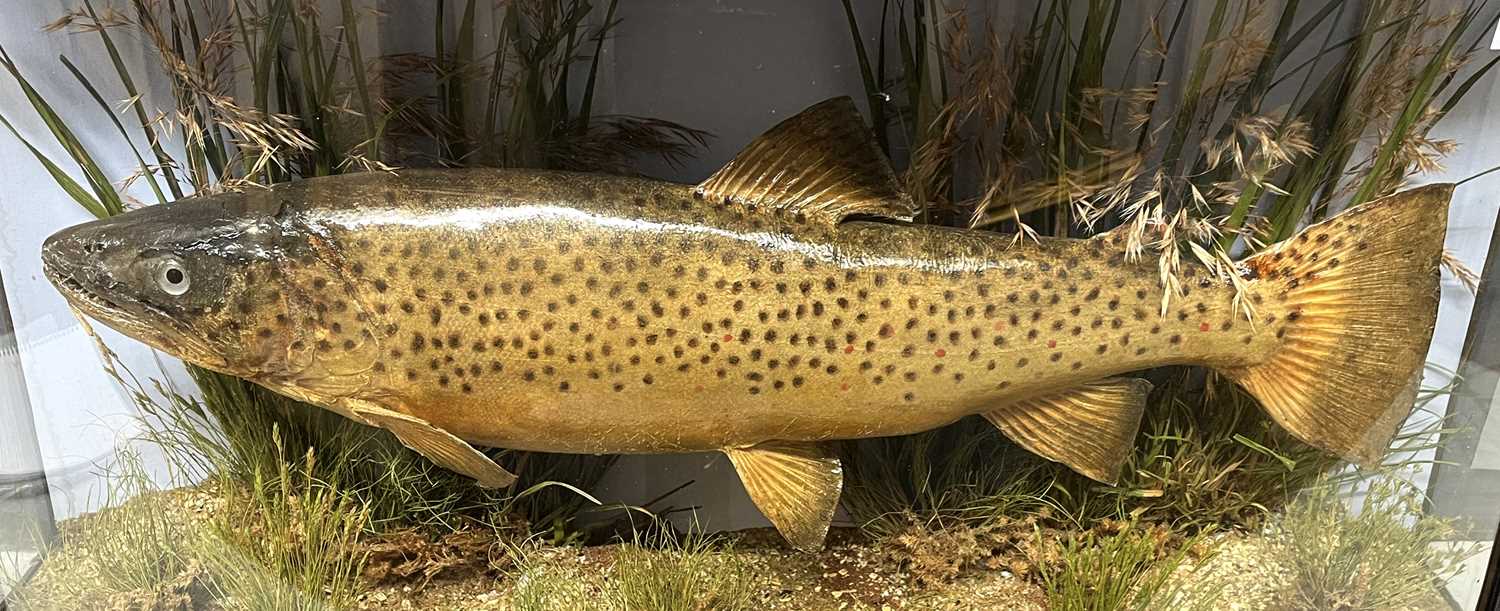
[46,267,232,371]
[45,265,162,338]
[51,273,116,312]
[42,228,158,327]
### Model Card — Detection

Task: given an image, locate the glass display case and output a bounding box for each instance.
[3,1,1500,609]
[0,271,54,605]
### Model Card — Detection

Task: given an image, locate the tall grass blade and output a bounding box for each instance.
[341,0,379,160]
[0,43,125,215]
[58,55,168,205]
[578,0,620,130]
[840,0,885,153]
[85,0,187,199]
[0,111,109,218]
[1160,0,1229,177]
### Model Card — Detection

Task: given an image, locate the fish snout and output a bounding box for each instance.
[42,226,85,280]
[42,223,113,288]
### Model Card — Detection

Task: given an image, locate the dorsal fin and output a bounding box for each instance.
[696,97,913,225]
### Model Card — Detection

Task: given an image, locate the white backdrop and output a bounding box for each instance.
[1,2,1497,548]
[0,0,194,520]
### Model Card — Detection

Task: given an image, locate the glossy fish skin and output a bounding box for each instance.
[41,97,1452,550]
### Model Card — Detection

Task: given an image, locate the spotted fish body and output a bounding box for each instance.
[42,98,1453,549]
[239,170,1256,452]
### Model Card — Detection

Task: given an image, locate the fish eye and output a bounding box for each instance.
[156,258,191,296]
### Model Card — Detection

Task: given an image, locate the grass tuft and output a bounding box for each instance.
[18,449,195,609]
[606,526,759,611]
[508,523,759,611]
[1273,477,1477,611]
[1036,521,1220,611]
[194,439,370,611]
[1080,374,1337,529]
[842,375,1337,541]
[71,450,192,597]
[840,419,1053,538]
[1,447,201,610]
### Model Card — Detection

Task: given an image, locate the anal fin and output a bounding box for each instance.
[983,378,1151,483]
[723,441,842,551]
[346,400,517,488]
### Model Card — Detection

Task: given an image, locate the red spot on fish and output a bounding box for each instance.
[844,345,855,354]
[935,349,946,357]
[694,385,704,392]
[840,382,850,391]
[1199,322,1211,332]
[1047,339,1057,348]
[723,334,733,342]
[993,321,1004,331]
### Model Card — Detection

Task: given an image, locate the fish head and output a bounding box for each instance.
[41,192,293,374]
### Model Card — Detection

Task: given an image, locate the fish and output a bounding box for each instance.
[41,97,1452,550]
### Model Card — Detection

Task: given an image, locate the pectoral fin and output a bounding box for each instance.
[983,378,1151,484]
[723,441,842,551]
[346,400,517,488]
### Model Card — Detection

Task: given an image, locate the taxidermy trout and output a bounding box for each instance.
[42,98,1451,549]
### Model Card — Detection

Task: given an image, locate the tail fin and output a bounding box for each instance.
[1226,184,1453,467]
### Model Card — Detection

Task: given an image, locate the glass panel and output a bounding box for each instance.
[1429,213,1500,605]
[0,270,54,602]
